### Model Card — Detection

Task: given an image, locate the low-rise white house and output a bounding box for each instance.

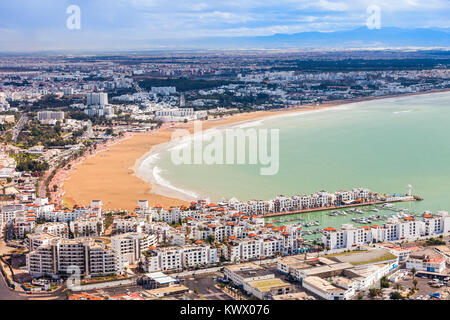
[406,255,446,273]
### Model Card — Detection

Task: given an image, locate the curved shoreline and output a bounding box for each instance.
[133,89,450,204]
[133,104,345,202]
[62,89,450,211]
[63,103,345,211]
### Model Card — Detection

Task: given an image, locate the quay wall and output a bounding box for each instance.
[261,196,417,218]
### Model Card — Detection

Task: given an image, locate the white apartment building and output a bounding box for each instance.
[143,244,218,272]
[323,217,425,251]
[2,204,25,223]
[421,211,450,237]
[37,111,65,122]
[335,190,354,203]
[31,198,55,217]
[228,238,262,262]
[111,232,157,265]
[42,208,85,223]
[27,238,124,278]
[322,224,373,251]
[155,107,207,122]
[261,237,284,257]
[150,86,176,95]
[166,229,186,246]
[13,213,36,238]
[26,233,58,251]
[112,218,143,234]
[34,222,69,238]
[143,247,182,272]
[84,105,115,118]
[62,88,74,96]
[87,92,108,106]
[157,207,182,224]
[224,229,300,262]
[192,223,232,243]
[142,221,172,242]
[70,219,103,237]
[380,217,421,242]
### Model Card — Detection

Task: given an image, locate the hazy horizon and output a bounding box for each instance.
[1,0,450,52]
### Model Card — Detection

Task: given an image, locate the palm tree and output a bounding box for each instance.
[369,288,382,298]
[411,267,417,279]
[412,279,418,291]
[137,261,144,273]
[0,180,7,195]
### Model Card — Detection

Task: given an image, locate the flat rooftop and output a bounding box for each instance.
[325,249,397,266]
[247,278,290,292]
[299,262,353,277]
[235,268,274,279]
[303,276,345,293]
[145,285,189,296]
[225,262,262,272]
[144,272,177,285]
[435,245,450,257]
[272,292,314,300]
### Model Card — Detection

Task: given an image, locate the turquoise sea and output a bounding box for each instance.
[138,91,450,236]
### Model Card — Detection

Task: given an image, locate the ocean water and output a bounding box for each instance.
[138,91,450,233]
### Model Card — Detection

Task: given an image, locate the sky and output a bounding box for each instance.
[0,0,449,52]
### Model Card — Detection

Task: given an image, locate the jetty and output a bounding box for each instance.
[261,195,421,218]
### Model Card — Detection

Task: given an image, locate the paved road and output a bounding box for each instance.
[133,82,143,93]
[12,114,28,142]
[0,272,67,300]
[0,270,25,300]
[170,258,278,278]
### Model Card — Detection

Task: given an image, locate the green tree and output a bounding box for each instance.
[380,276,390,288]
[369,288,382,298]
[412,279,418,290]
[390,291,403,300]
[411,267,417,279]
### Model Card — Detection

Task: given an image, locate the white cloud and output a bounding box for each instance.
[0,0,449,51]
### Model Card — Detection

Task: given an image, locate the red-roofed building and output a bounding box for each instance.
[406,254,446,273]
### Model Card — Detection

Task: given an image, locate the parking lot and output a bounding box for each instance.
[86,284,145,297]
[180,272,233,300]
[395,274,449,298]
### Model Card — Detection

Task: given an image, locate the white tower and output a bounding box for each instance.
[406,184,412,197]
[179,94,186,107]
[86,120,94,138]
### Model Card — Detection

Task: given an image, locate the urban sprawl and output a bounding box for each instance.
[0,51,450,301]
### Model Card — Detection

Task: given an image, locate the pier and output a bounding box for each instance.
[261,195,421,218]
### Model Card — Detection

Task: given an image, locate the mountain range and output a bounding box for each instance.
[183,27,450,49]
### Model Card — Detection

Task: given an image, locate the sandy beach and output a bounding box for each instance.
[61,90,450,211]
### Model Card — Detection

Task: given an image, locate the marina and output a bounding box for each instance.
[260,195,420,218]
[267,201,428,241]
